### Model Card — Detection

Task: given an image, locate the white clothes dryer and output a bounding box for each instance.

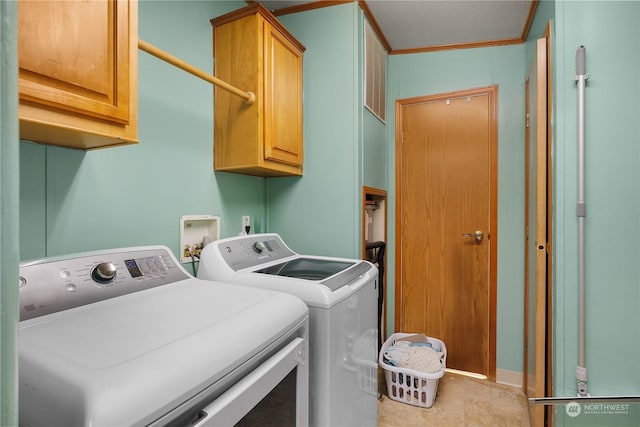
[18,245,309,427]
[198,233,379,427]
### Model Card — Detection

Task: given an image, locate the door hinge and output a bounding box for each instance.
[526,113,530,128]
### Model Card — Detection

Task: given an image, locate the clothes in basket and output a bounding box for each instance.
[382,335,444,374]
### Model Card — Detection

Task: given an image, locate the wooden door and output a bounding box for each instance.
[396,86,497,377]
[524,37,549,427]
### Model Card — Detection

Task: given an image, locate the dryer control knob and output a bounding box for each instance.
[91,262,117,284]
[252,241,266,254]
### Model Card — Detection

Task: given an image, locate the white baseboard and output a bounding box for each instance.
[496,368,523,388]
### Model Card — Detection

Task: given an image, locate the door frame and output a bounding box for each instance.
[544,19,554,411]
[394,85,499,380]
[523,36,547,427]
[523,22,553,427]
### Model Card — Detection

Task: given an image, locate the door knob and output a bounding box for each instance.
[463,230,484,242]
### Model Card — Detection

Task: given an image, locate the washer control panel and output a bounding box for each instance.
[19,246,189,321]
[217,234,296,271]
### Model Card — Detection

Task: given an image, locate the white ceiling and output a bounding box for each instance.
[259,0,535,53]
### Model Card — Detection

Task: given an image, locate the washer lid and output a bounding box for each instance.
[255,257,356,280]
[19,278,308,427]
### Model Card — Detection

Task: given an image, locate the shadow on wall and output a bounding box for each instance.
[19,141,85,261]
[214,170,265,235]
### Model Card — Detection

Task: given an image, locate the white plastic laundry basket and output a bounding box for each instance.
[378,333,447,408]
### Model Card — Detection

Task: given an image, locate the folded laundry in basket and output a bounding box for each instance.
[403,346,443,373]
[398,333,429,344]
[383,340,444,374]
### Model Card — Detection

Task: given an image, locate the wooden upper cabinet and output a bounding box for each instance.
[18,0,138,150]
[212,3,305,177]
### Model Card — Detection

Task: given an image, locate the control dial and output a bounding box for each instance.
[91,262,117,284]
[252,241,266,254]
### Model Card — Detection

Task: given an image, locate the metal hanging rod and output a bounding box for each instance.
[529,395,640,405]
[138,39,255,105]
[575,45,589,398]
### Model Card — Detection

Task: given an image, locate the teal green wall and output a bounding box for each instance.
[525,0,555,71]
[268,4,387,258]
[17,0,387,294]
[13,5,639,424]
[19,1,267,273]
[360,2,387,194]
[526,1,640,424]
[267,3,370,258]
[1,0,19,423]
[363,108,387,191]
[386,45,527,374]
[551,1,640,424]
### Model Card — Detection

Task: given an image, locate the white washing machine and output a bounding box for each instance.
[198,233,378,427]
[18,245,309,427]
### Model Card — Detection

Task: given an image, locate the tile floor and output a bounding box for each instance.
[377,370,531,427]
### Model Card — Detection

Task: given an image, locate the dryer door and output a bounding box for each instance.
[190,337,308,427]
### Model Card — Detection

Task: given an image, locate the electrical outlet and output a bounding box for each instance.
[241,216,251,235]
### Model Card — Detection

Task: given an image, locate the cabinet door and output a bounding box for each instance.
[18,0,131,125]
[263,22,303,167]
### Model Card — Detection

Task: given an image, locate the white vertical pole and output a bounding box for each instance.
[575,45,589,398]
